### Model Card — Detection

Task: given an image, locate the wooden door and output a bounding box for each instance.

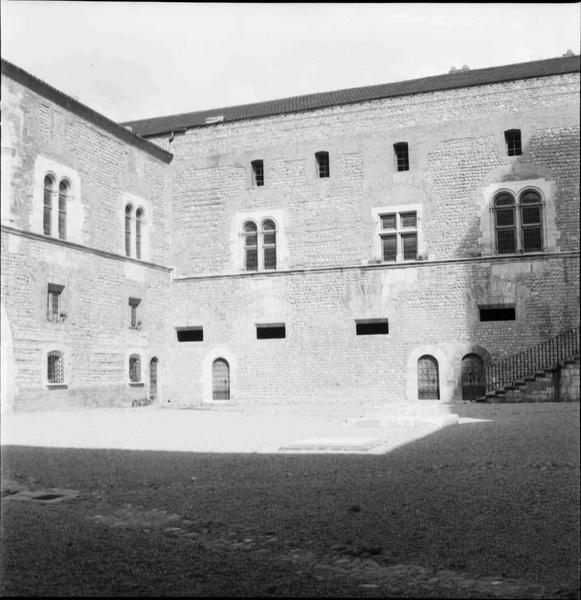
[212,358,230,400]
[149,357,158,401]
[418,355,440,400]
[461,354,485,400]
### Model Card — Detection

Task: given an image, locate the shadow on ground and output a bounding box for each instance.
[1,403,579,597]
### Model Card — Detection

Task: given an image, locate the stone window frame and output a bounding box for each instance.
[233,210,287,272]
[479,179,558,257]
[33,156,82,243]
[42,172,72,240]
[121,193,150,261]
[371,203,425,264]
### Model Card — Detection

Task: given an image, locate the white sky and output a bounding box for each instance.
[1,2,580,123]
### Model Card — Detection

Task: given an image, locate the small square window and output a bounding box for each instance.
[251,160,264,187]
[356,319,389,335]
[256,323,286,339]
[129,297,142,329]
[394,142,409,172]
[400,212,417,228]
[176,327,204,342]
[47,284,65,322]
[504,129,522,156]
[315,151,330,178]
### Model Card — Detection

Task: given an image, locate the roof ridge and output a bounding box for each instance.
[121,54,580,134]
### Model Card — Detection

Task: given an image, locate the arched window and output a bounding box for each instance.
[125,205,133,257]
[43,175,55,236]
[47,351,64,384]
[58,180,69,240]
[212,358,230,400]
[417,355,440,400]
[261,219,277,270]
[243,221,258,271]
[135,208,143,259]
[494,192,516,254]
[520,190,543,252]
[129,354,141,383]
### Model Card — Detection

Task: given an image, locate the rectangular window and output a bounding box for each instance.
[479,305,516,321]
[379,210,418,262]
[356,319,389,335]
[129,297,141,329]
[315,151,330,178]
[176,327,204,342]
[394,142,409,172]
[256,323,286,339]
[47,284,64,322]
[251,160,264,187]
[504,129,522,156]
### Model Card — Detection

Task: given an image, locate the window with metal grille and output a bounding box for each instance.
[243,221,258,271]
[58,180,68,240]
[129,297,141,329]
[355,319,389,335]
[47,284,64,322]
[520,190,543,252]
[379,211,418,261]
[417,355,440,399]
[47,351,64,384]
[262,219,277,270]
[135,208,143,259]
[394,142,409,172]
[125,205,132,257]
[504,129,522,156]
[43,175,54,236]
[479,305,515,321]
[315,151,330,178]
[251,160,264,187]
[129,354,141,383]
[176,327,204,342]
[494,193,517,254]
[256,323,286,339]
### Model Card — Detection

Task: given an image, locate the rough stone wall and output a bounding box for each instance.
[166,256,579,407]
[1,74,172,411]
[162,72,579,407]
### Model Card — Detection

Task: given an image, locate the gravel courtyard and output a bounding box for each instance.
[1,402,579,597]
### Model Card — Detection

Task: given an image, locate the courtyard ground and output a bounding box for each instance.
[0,402,579,597]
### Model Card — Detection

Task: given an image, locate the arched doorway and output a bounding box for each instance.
[149,357,159,402]
[212,358,230,401]
[461,354,485,400]
[417,355,440,400]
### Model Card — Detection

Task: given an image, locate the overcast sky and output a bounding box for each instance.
[1,2,580,123]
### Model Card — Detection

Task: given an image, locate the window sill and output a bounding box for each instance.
[47,383,68,389]
[129,382,144,387]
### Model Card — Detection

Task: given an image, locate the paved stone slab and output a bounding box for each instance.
[279,437,382,452]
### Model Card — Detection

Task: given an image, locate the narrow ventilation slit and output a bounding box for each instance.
[479,306,515,321]
[176,327,204,342]
[256,324,286,339]
[356,319,389,335]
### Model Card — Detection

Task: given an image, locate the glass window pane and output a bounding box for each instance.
[382,235,397,262]
[264,246,276,270]
[496,228,516,254]
[523,227,543,252]
[400,212,417,228]
[245,248,258,270]
[401,233,417,260]
[522,205,541,225]
[381,214,396,229]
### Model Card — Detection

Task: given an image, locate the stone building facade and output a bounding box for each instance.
[1,54,579,412]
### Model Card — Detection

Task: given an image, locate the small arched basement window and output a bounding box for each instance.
[129,354,141,383]
[47,351,64,384]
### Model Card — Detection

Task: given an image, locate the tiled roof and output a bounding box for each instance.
[1,58,173,163]
[122,54,580,138]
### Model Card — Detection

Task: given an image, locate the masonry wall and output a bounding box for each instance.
[1,73,173,411]
[162,72,579,407]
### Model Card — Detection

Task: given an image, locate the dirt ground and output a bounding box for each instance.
[1,402,579,597]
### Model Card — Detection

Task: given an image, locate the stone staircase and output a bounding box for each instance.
[483,327,580,403]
